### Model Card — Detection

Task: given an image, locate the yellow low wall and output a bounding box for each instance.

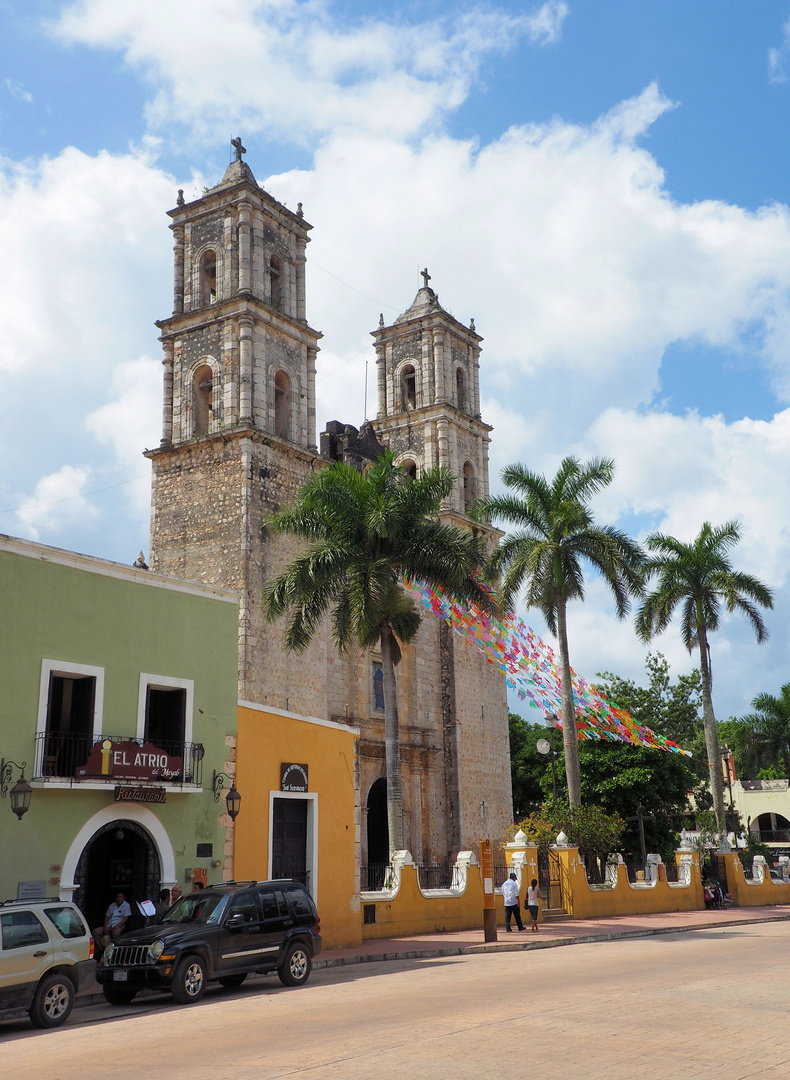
[553,848,705,918]
[721,853,790,906]
[360,860,523,939]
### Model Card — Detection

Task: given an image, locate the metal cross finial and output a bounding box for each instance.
[231,137,246,163]
[421,267,431,289]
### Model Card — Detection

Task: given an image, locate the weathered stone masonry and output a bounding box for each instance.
[146,153,513,866]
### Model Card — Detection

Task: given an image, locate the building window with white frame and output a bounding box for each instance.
[36,660,104,779]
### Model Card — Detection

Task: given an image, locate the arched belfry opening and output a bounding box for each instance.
[463,461,476,512]
[274,370,291,439]
[401,458,418,480]
[199,250,217,307]
[401,365,416,411]
[192,364,214,436]
[456,367,466,411]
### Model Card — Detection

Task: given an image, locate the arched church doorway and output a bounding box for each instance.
[73,820,161,933]
[365,778,389,888]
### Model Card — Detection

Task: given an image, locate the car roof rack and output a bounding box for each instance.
[0,897,65,906]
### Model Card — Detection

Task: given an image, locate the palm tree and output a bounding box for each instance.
[635,521,773,838]
[263,451,491,854]
[733,684,790,779]
[473,457,645,806]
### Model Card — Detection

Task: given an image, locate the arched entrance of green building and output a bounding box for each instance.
[73,820,161,932]
[60,804,176,931]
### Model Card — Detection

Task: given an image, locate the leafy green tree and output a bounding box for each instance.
[263,451,490,853]
[636,521,774,839]
[473,457,644,806]
[508,713,554,818]
[596,651,702,747]
[558,803,625,880]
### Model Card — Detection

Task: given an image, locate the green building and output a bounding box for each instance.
[0,534,238,931]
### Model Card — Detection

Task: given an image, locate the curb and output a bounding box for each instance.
[74,912,790,1009]
[312,911,790,968]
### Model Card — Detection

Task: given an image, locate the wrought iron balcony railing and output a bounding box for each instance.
[33,732,204,786]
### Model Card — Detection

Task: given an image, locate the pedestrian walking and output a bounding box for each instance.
[526,878,540,931]
[502,872,524,931]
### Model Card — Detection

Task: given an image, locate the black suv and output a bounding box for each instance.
[97,880,321,1006]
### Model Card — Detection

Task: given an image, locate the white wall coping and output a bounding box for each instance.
[0,533,238,603]
[238,699,360,735]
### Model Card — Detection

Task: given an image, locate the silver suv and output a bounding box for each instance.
[0,899,96,1028]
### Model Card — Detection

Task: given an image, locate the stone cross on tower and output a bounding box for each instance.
[421,267,431,289]
[231,136,246,163]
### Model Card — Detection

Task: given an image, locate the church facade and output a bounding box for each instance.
[145,145,513,871]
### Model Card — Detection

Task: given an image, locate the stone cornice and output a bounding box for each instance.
[156,296,322,347]
[145,426,327,467]
[376,403,493,434]
[167,180,312,236]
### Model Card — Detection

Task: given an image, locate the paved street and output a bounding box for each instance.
[4,920,790,1079]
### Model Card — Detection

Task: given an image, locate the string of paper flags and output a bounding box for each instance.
[404,577,691,757]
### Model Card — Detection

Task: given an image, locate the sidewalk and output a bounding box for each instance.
[77,905,790,1009]
[314,905,790,968]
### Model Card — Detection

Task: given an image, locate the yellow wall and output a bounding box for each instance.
[360,863,516,939]
[721,853,790,906]
[553,849,705,918]
[234,703,361,949]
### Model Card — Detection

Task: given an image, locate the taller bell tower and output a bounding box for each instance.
[146,146,329,714]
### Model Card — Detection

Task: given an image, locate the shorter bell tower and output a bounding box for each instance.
[371,269,491,518]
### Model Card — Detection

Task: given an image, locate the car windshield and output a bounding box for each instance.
[160,894,226,925]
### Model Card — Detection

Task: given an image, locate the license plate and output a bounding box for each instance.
[113,969,128,982]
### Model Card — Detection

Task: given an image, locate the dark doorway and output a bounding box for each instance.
[272,798,308,890]
[365,778,389,888]
[73,820,161,933]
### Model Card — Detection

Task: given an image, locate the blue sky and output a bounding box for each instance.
[3,1,790,729]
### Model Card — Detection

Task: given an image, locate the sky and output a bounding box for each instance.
[3,0,790,731]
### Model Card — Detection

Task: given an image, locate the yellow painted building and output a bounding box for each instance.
[234,702,361,949]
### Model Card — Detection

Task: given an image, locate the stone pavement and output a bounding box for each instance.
[314,904,790,967]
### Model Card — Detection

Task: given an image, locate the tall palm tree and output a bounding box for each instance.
[635,521,773,838]
[263,451,491,854]
[473,457,645,806]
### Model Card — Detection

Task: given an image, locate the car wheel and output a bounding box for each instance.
[278,941,312,987]
[171,954,207,1004]
[29,972,75,1028]
[218,973,247,989]
[103,984,138,1006]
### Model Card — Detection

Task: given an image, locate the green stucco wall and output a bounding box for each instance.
[0,537,239,911]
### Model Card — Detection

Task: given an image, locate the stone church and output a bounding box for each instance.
[145,144,513,870]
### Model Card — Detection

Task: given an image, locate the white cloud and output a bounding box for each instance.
[0,146,174,377]
[4,78,34,104]
[769,16,790,84]
[525,1,569,46]
[14,465,96,540]
[51,0,551,143]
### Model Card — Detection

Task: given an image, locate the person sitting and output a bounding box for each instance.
[93,890,131,952]
[155,888,171,919]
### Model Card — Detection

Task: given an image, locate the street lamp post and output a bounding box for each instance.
[536,713,559,803]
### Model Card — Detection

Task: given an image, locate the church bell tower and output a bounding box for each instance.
[145,142,326,713]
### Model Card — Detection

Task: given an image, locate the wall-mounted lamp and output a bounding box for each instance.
[1,758,33,821]
[212,770,242,821]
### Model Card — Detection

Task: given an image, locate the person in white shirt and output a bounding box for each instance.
[526,878,540,931]
[501,872,524,931]
[93,891,131,950]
